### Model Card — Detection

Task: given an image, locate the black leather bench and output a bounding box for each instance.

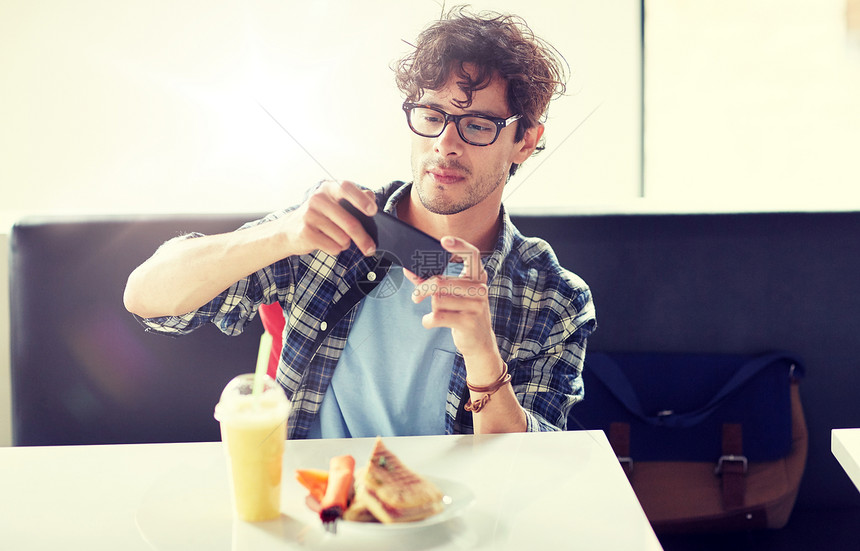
[9,214,263,446]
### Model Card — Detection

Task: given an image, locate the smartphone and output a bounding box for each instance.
[339,199,450,279]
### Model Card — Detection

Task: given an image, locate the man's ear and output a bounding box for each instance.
[511,123,545,164]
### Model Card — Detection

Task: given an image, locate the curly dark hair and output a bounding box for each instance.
[394,6,568,175]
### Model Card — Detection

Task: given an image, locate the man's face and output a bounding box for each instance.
[409,68,531,216]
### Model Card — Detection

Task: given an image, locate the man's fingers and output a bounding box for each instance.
[335,180,378,217]
[409,273,439,304]
[411,276,488,305]
[421,308,481,330]
[431,294,480,316]
[309,181,377,255]
[334,182,377,255]
[440,235,485,281]
[303,208,352,250]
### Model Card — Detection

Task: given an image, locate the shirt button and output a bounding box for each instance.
[367,271,377,282]
[320,321,328,331]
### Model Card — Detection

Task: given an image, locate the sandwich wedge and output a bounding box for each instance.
[344,437,444,523]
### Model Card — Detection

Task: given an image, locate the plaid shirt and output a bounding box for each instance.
[139,182,596,438]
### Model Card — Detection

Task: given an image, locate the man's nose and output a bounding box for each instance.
[434,122,464,156]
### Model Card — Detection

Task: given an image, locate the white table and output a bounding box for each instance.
[0,431,662,550]
[832,428,860,493]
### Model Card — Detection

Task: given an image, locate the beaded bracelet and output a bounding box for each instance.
[464,362,512,413]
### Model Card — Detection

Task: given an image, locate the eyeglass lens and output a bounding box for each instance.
[408,107,499,146]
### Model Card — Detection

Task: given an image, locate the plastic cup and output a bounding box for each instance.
[214,373,290,522]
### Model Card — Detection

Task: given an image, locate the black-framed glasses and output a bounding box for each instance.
[402,102,521,146]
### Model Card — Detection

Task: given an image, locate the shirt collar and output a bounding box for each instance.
[482,202,515,283]
[382,181,412,214]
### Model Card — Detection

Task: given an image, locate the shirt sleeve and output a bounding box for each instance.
[515,289,597,432]
[134,218,292,338]
[135,268,277,337]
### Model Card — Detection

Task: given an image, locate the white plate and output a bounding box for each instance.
[337,476,475,532]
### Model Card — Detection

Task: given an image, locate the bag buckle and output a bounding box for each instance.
[714,454,748,475]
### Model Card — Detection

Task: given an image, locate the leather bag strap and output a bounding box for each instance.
[718,423,746,509]
[609,422,633,476]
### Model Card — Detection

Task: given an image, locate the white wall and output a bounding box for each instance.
[644,0,860,211]
[0,0,641,446]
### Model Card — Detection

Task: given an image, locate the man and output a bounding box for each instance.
[124,8,596,439]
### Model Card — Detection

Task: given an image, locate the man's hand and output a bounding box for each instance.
[406,235,526,432]
[278,180,377,258]
[405,236,496,365]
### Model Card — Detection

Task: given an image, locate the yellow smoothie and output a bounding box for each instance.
[214,374,290,522]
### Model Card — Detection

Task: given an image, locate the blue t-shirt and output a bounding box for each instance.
[307,264,459,438]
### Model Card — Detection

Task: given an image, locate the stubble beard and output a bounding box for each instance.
[413,159,508,216]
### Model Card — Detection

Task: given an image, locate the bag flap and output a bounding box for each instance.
[586,351,803,428]
[572,351,804,462]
